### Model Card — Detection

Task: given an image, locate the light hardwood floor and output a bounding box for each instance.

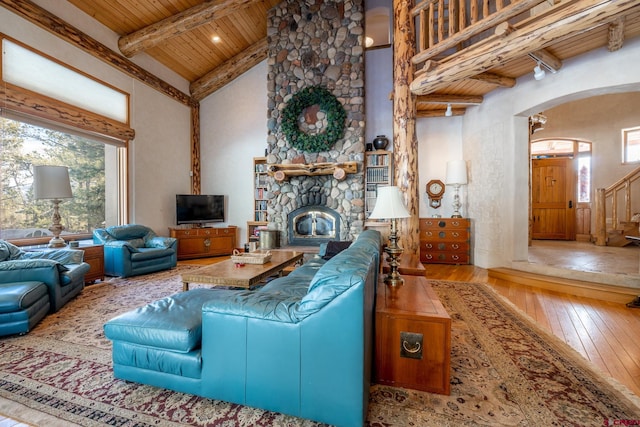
[423,263,640,398]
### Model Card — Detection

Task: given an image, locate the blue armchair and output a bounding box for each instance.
[0,239,90,335]
[93,224,177,277]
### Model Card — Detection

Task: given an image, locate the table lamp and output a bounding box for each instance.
[34,165,73,248]
[369,186,411,287]
[445,160,468,218]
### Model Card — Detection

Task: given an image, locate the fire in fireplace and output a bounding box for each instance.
[288,205,341,246]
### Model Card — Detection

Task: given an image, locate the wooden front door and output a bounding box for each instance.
[531,158,576,240]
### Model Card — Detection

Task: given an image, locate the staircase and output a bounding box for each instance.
[595,165,640,246]
[606,220,640,247]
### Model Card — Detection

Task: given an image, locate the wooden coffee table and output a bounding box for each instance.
[181,250,304,291]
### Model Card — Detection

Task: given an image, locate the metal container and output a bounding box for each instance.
[259,230,278,249]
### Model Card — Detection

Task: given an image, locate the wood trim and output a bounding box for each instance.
[190,38,267,102]
[0,84,135,141]
[191,102,201,195]
[118,0,261,57]
[488,267,638,304]
[0,0,193,107]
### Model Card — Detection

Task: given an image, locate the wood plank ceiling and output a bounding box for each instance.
[63,0,640,115]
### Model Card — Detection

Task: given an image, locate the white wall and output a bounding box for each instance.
[1,2,192,235]
[461,40,640,269]
[364,47,394,147]
[199,61,268,245]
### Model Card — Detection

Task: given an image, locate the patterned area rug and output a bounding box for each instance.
[0,267,639,426]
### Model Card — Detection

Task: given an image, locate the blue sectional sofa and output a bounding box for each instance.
[0,240,90,336]
[93,224,177,277]
[104,230,381,427]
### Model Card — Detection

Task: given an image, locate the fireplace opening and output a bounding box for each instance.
[288,205,340,246]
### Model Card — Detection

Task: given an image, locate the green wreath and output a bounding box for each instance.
[281,86,346,152]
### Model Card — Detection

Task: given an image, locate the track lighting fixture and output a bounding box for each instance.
[445,103,452,117]
[533,61,546,80]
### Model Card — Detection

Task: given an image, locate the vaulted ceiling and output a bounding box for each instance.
[33,1,640,112]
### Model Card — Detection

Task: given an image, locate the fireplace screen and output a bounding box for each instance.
[293,211,336,239]
[288,206,340,245]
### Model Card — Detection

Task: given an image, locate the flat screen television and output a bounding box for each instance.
[176,194,225,225]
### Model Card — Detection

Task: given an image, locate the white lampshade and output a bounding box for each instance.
[369,186,411,219]
[33,165,73,200]
[445,160,468,185]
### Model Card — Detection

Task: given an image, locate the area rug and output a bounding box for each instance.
[1,268,639,426]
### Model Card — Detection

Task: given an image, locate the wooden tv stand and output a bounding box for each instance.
[169,226,237,260]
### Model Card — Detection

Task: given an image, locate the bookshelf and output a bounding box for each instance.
[249,157,268,243]
[365,150,393,217]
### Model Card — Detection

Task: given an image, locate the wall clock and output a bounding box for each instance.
[426,179,445,208]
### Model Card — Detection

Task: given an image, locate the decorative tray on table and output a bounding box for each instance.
[231,249,272,264]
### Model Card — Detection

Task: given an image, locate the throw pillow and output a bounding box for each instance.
[322,240,352,260]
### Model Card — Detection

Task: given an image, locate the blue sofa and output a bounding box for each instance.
[104,230,381,427]
[0,240,90,335]
[93,224,177,277]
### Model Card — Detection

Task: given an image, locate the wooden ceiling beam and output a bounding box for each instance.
[496,23,563,71]
[417,94,484,105]
[410,0,639,96]
[190,38,267,102]
[0,0,192,106]
[608,17,625,51]
[118,0,261,57]
[469,72,516,88]
[417,107,467,118]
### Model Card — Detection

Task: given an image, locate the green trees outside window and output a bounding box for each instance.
[0,117,106,240]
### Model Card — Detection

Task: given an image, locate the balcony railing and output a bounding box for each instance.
[411,0,546,70]
[594,166,640,245]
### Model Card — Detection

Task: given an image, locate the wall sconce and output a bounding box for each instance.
[445,160,468,218]
[33,165,73,248]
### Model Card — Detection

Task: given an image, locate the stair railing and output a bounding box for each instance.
[594,165,640,245]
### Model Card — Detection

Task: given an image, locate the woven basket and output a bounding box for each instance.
[231,249,272,264]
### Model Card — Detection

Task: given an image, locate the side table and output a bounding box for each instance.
[375,275,451,394]
[76,242,104,283]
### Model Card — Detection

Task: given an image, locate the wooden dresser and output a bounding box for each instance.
[375,275,451,394]
[419,218,470,264]
[169,226,237,260]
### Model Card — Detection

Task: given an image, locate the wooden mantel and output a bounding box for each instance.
[267,162,358,182]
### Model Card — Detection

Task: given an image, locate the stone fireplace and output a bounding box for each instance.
[265,0,365,247]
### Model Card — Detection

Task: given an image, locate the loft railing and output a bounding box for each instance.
[594,165,640,246]
[411,0,546,71]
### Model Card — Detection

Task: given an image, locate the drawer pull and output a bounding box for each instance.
[452,232,460,237]
[452,255,460,260]
[425,231,433,237]
[204,238,211,247]
[425,243,433,249]
[452,221,460,226]
[402,340,421,354]
[452,244,459,249]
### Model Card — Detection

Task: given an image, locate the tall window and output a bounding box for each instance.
[1,35,131,243]
[622,126,640,164]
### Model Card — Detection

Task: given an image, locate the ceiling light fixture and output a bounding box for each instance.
[445,104,452,117]
[211,35,221,43]
[533,61,546,80]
